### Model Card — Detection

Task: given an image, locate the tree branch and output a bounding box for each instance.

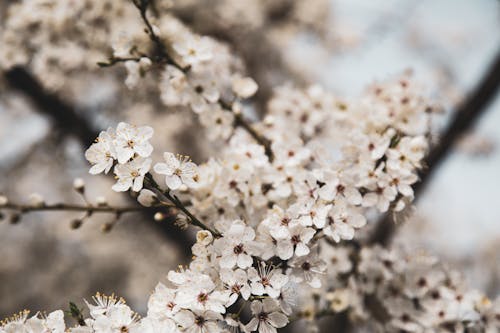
[2,66,193,259]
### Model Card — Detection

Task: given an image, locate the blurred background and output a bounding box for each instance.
[0,0,499,319]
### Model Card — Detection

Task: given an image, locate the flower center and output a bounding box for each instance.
[261,277,270,286]
[195,315,205,326]
[301,262,311,271]
[233,244,244,254]
[291,235,301,245]
[258,311,269,321]
[231,284,241,294]
[197,293,208,303]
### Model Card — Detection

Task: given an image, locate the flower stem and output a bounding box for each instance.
[144,173,221,236]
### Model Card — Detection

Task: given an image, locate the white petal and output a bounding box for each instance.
[268,312,288,328]
[166,175,182,190]
[295,243,310,257]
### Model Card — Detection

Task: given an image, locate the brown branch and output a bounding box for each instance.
[3,66,98,146]
[369,49,500,246]
[2,66,193,259]
[1,202,158,214]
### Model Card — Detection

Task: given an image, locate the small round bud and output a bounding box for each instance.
[231,102,243,115]
[154,212,165,221]
[101,222,113,233]
[196,230,213,246]
[232,76,258,98]
[28,193,45,207]
[263,115,275,126]
[137,189,158,207]
[139,57,152,69]
[0,195,8,207]
[73,178,85,193]
[70,219,83,229]
[10,213,21,224]
[96,196,107,207]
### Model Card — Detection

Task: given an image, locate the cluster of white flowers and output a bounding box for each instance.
[71,75,445,331]
[85,122,153,192]
[314,244,500,333]
[0,310,65,333]
[3,1,499,333]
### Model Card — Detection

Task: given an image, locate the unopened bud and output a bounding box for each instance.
[232,76,258,99]
[101,222,113,233]
[10,213,21,224]
[70,219,83,229]
[73,178,85,193]
[96,196,107,207]
[154,212,165,221]
[139,57,152,69]
[137,189,158,207]
[28,193,45,207]
[0,195,8,207]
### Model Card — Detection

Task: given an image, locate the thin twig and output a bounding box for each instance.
[144,173,221,236]
[1,202,156,214]
[2,67,193,258]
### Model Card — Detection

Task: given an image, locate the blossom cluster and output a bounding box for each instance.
[2,1,499,333]
[85,122,154,192]
[315,244,500,333]
[73,73,435,331]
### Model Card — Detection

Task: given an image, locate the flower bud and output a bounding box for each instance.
[70,219,83,229]
[10,213,21,224]
[0,195,8,207]
[101,222,113,233]
[154,212,165,221]
[96,196,107,207]
[232,77,258,98]
[73,178,85,193]
[137,189,158,207]
[28,193,45,207]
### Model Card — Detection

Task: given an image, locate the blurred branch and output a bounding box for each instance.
[2,66,193,259]
[3,66,98,146]
[369,49,500,246]
[1,202,158,214]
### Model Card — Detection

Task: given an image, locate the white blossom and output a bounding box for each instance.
[112,157,151,192]
[154,153,199,190]
[245,299,288,333]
